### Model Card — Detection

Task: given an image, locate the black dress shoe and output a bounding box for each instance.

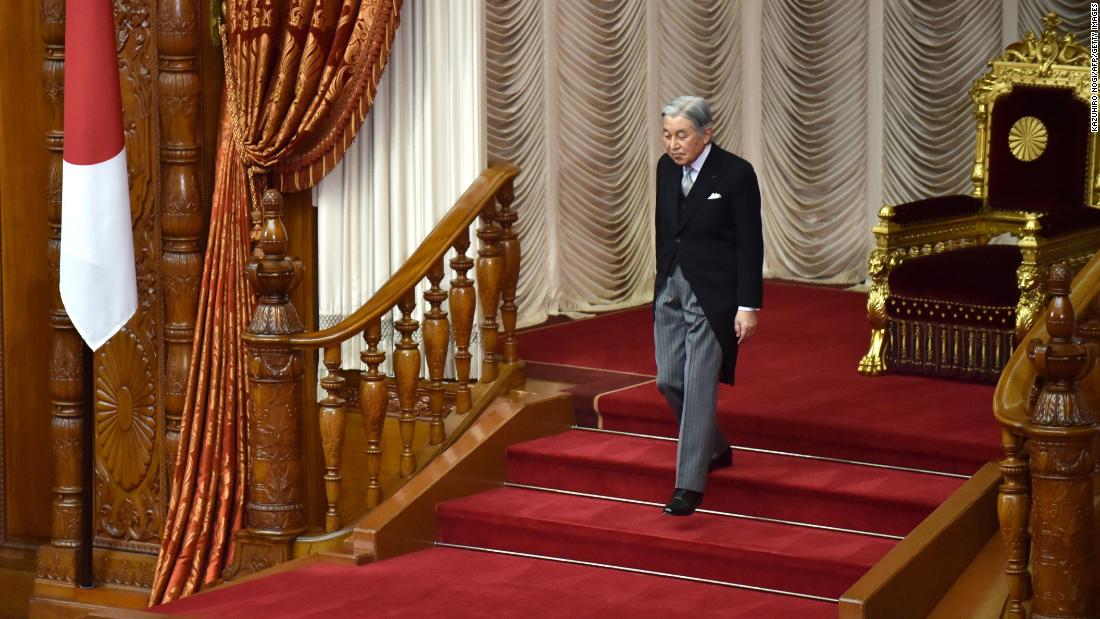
[663,488,703,516]
[708,446,733,472]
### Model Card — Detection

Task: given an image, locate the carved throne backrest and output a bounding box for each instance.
[969,12,1098,213]
[987,85,1089,213]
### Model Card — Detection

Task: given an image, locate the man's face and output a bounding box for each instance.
[662,114,712,167]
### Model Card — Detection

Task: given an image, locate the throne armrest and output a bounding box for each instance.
[887,195,983,225]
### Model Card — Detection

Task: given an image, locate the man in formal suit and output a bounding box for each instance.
[654,96,763,516]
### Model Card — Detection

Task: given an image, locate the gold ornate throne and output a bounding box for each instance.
[858,13,1100,382]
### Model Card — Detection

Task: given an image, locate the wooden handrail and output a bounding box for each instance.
[225,162,524,583]
[244,163,520,348]
[994,253,1100,426]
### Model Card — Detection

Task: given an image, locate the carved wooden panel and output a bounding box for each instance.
[92,0,165,555]
[32,0,210,600]
[94,333,163,546]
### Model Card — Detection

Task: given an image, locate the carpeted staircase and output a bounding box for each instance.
[158,283,1000,618]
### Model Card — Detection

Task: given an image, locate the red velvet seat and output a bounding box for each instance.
[885,246,1021,380]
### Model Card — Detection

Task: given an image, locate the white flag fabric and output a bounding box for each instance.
[60,0,137,351]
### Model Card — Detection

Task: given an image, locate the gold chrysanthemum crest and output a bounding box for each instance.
[1008,116,1047,162]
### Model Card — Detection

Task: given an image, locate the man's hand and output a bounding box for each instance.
[735,310,757,344]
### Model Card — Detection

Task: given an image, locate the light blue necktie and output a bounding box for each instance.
[681,166,694,197]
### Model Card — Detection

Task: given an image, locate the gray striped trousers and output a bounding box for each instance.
[653,266,729,493]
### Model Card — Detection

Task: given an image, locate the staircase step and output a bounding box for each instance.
[507,429,962,537]
[157,547,836,618]
[594,380,999,475]
[436,487,896,599]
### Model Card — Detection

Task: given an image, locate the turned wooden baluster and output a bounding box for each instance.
[394,291,421,476]
[423,258,449,444]
[477,203,503,382]
[318,345,346,532]
[449,230,476,413]
[1026,264,1098,619]
[360,318,387,508]
[998,429,1031,619]
[497,180,520,364]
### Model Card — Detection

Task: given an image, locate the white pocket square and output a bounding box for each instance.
[707,192,722,200]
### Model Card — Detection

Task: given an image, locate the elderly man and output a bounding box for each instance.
[653,96,764,516]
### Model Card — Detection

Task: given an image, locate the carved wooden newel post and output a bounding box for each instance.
[226,188,306,579]
[1026,264,1098,619]
[1074,292,1100,607]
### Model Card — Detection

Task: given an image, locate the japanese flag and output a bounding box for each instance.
[60,0,137,351]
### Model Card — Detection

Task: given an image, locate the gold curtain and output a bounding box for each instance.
[150,0,400,604]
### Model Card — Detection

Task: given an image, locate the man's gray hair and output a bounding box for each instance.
[660,96,713,132]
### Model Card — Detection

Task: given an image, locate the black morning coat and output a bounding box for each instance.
[654,143,764,385]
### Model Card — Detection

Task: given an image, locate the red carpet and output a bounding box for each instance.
[158,547,834,618]
[437,486,894,599]
[521,282,1001,475]
[519,307,658,375]
[505,430,961,537]
[158,281,999,617]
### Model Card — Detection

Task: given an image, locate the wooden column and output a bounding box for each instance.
[226,188,306,580]
[1026,264,1098,619]
[158,0,203,486]
[42,0,84,556]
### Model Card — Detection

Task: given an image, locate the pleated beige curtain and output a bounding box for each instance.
[315,0,484,370]
[486,0,746,325]
[1019,0,1090,39]
[482,0,1091,324]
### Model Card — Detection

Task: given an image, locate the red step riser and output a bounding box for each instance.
[437,488,896,600]
[507,456,938,537]
[594,410,987,476]
[438,507,880,599]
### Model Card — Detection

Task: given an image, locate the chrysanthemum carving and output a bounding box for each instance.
[96,332,156,491]
[1008,116,1047,162]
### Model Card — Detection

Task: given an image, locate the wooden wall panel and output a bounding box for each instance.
[0,0,54,544]
[18,0,222,603]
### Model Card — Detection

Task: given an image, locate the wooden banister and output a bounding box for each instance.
[994,260,1100,619]
[228,163,522,579]
[244,164,519,348]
